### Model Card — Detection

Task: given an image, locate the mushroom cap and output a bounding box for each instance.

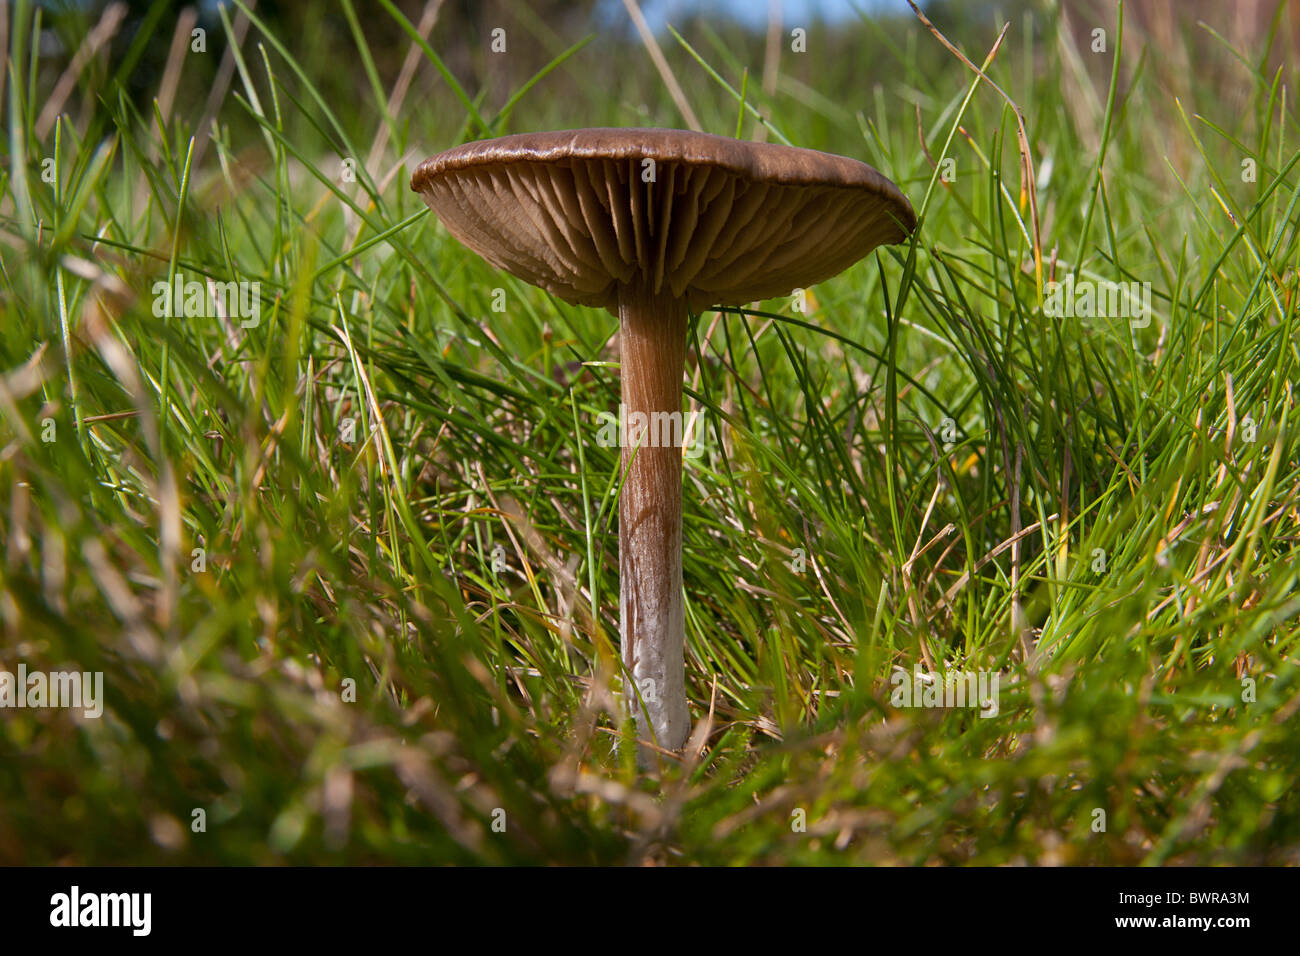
[411,128,916,312]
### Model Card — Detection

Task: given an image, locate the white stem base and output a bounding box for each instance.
[618,282,690,763]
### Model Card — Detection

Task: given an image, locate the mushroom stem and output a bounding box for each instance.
[618,280,691,759]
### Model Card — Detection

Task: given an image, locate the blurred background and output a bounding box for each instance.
[30,0,1300,144]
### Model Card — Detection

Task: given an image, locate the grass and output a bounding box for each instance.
[1,0,1298,865]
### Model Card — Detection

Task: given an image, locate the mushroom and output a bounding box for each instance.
[411,128,915,762]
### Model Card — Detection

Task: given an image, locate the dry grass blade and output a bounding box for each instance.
[907,0,1043,298]
[621,0,703,131]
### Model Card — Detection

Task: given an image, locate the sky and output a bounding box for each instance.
[604,0,912,32]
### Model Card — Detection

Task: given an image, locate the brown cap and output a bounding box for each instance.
[411,128,915,312]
